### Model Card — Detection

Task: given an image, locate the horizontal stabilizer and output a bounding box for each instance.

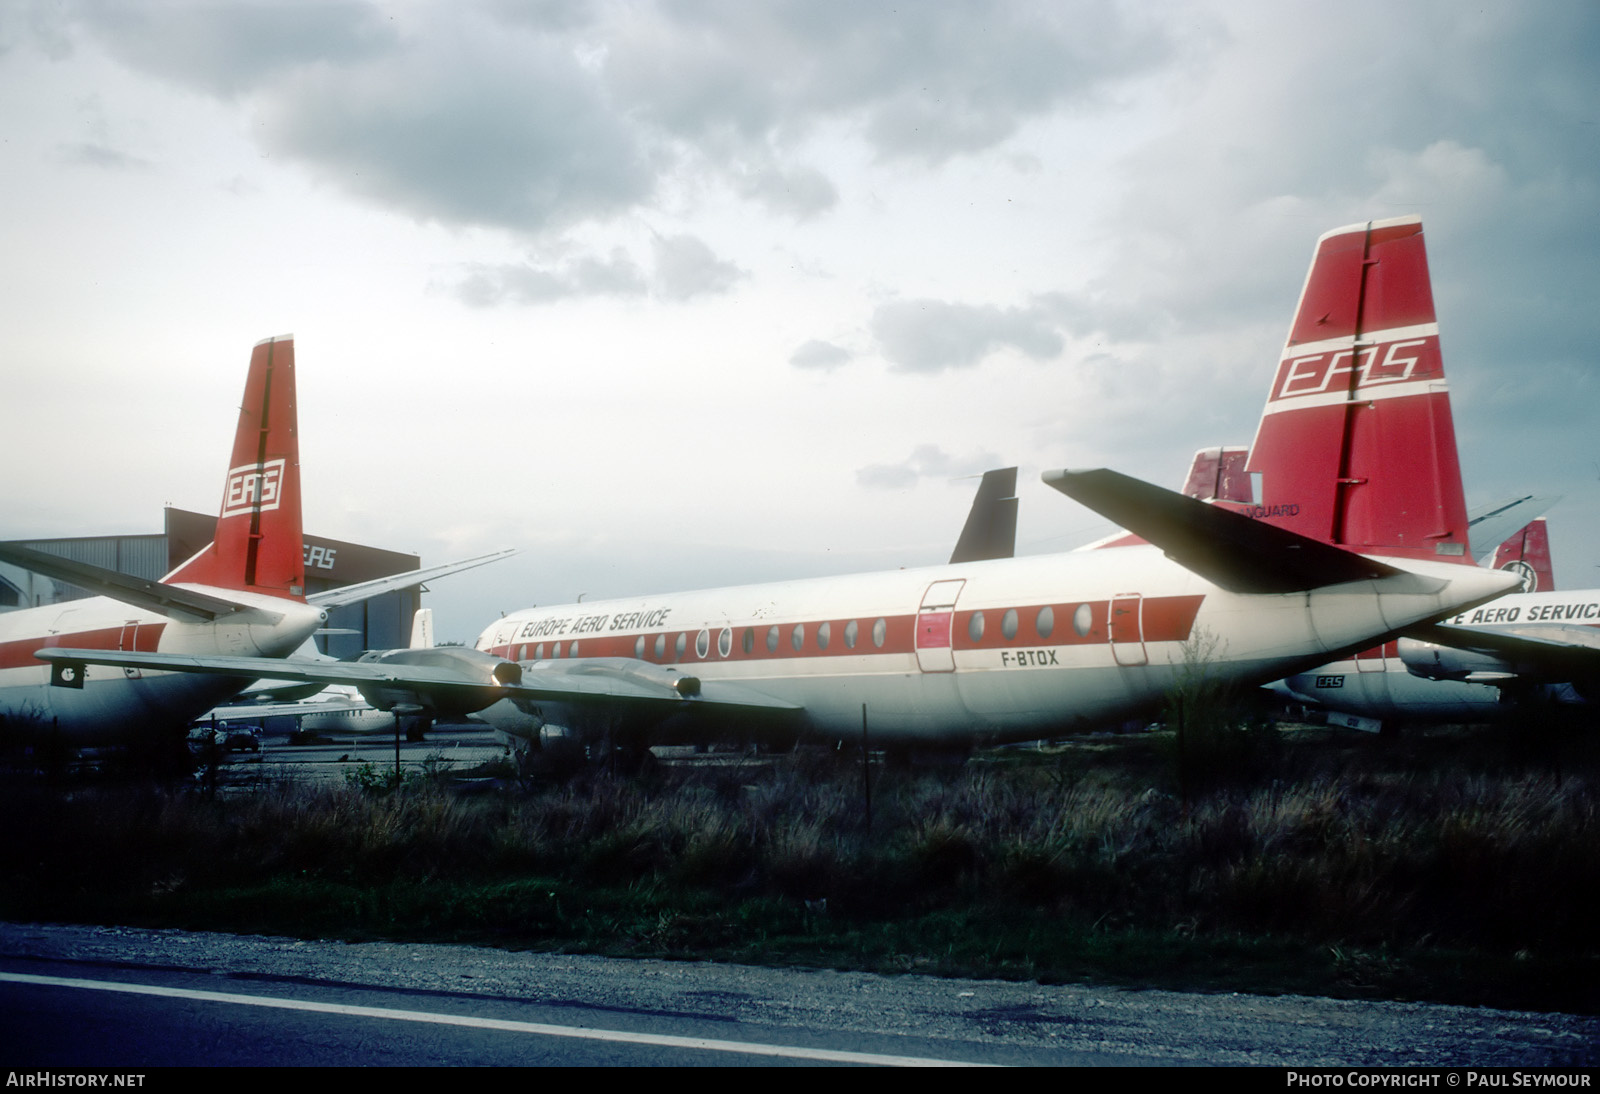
[1041,468,1411,594]
[0,542,265,623]
[1467,496,1560,563]
[307,548,517,608]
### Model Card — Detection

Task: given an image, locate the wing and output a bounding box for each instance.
[307,549,516,608]
[1401,621,1600,684]
[35,647,800,721]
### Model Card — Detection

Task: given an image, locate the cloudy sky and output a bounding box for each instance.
[2,1,1596,643]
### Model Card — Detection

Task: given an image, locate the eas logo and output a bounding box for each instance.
[1315,675,1345,689]
[1274,337,1434,400]
[304,545,338,570]
[221,459,286,518]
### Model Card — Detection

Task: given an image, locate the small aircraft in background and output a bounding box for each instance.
[44,217,1517,763]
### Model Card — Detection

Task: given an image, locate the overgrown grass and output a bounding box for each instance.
[3,724,1597,1012]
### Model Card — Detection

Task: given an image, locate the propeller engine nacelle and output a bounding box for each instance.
[353,646,521,717]
[1397,638,1516,684]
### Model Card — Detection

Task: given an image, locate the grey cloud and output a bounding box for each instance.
[259,31,653,234]
[608,3,1174,165]
[70,0,397,97]
[56,142,150,171]
[789,340,852,370]
[734,161,838,219]
[651,234,745,301]
[452,235,742,306]
[857,444,1004,490]
[870,298,1064,372]
[58,4,1174,234]
[454,249,648,307]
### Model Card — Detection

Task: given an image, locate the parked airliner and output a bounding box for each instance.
[43,218,1520,759]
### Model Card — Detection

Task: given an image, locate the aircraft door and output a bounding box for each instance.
[916,579,966,673]
[117,621,143,679]
[1355,642,1387,673]
[1109,593,1147,667]
[493,623,519,658]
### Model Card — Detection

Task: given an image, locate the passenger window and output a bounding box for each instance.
[969,611,985,643]
[1002,608,1018,640]
[719,628,733,657]
[634,635,646,659]
[1036,606,1054,640]
[534,643,544,660]
[767,625,780,652]
[817,621,831,650]
[791,623,805,651]
[675,632,687,658]
[654,634,666,659]
[569,641,579,658]
[742,628,754,655]
[844,619,858,648]
[1073,603,1092,637]
[872,618,886,648]
[695,629,710,658]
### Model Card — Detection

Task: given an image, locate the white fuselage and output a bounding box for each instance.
[1275,588,1600,724]
[474,546,1513,745]
[0,588,324,743]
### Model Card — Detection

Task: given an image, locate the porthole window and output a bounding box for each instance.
[675,632,687,658]
[791,623,805,651]
[872,617,887,648]
[518,645,527,661]
[534,643,545,660]
[1036,606,1055,640]
[654,634,666,659]
[695,629,710,659]
[549,643,560,659]
[817,621,831,650]
[718,628,733,657]
[767,625,779,652]
[1002,608,1018,641]
[569,641,579,658]
[634,635,645,659]
[742,628,754,655]
[968,611,985,643]
[1073,603,1092,637]
[844,619,859,648]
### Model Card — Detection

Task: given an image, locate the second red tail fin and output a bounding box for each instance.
[1490,518,1555,593]
[164,335,306,600]
[1245,217,1471,562]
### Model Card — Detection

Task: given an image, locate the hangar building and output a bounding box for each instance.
[0,508,421,657]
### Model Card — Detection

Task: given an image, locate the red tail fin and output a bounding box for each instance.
[1244,217,1471,562]
[1180,446,1252,503]
[164,335,306,599]
[1490,518,1555,592]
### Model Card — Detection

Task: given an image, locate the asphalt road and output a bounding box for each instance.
[2,923,1594,1067]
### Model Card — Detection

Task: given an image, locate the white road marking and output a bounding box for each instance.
[2,971,997,1067]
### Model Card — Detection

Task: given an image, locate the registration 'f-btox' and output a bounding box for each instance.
[40,219,1518,756]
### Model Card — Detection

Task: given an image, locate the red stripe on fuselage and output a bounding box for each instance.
[0,623,168,673]
[486,595,1206,665]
